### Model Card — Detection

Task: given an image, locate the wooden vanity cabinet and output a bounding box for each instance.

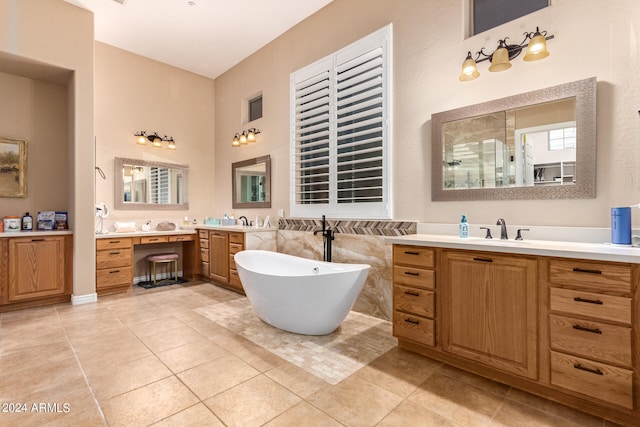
[440,250,538,379]
[545,258,635,410]
[1,234,72,311]
[228,231,245,292]
[392,245,435,347]
[95,237,133,295]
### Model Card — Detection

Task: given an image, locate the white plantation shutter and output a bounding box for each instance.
[150,167,170,204]
[290,25,392,219]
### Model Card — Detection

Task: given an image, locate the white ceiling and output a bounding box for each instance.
[64,0,334,79]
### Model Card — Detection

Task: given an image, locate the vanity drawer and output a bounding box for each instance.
[550,351,633,409]
[199,238,209,249]
[393,265,435,290]
[96,266,132,289]
[169,234,193,242]
[393,311,434,347]
[200,261,210,277]
[548,260,631,294]
[393,284,434,318]
[229,254,237,270]
[140,235,168,244]
[229,232,244,244]
[229,269,243,291]
[96,248,132,269]
[96,238,132,250]
[229,243,243,255]
[198,230,209,239]
[549,314,632,367]
[200,248,209,261]
[550,287,631,325]
[393,245,434,268]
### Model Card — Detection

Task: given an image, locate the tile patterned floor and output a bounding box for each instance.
[196,299,397,384]
[0,281,623,426]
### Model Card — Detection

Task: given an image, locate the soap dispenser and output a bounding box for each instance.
[459,214,469,238]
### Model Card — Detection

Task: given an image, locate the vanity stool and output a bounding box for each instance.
[146,253,179,285]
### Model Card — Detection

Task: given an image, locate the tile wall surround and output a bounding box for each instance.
[277,219,417,321]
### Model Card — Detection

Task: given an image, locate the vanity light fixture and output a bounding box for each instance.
[134,131,176,150]
[459,27,554,82]
[231,128,260,147]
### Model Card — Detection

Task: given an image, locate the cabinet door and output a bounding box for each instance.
[441,250,538,379]
[209,231,229,283]
[9,236,65,301]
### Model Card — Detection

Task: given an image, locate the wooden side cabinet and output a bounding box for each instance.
[0,235,72,311]
[209,230,229,284]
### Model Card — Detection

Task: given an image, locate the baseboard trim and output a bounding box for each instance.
[71,293,98,305]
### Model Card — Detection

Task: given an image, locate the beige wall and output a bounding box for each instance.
[94,42,216,224]
[0,0,94,297]
[0,72,68,217]
[214,0,640,228]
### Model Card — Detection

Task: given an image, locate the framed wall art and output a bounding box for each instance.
[0,137,27,198]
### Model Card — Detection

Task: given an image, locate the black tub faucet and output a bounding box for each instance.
[313,215,335,262]
[238,215,249,226]
[496,218,508,240]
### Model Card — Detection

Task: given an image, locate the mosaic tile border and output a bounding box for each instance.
[278,218,416,236]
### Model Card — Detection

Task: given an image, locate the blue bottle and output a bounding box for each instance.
[459,214,469,238]
[611,207,631,245]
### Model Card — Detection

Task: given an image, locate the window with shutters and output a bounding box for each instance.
[290,25,392,219]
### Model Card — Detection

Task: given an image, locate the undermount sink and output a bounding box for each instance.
[466,237,530,244]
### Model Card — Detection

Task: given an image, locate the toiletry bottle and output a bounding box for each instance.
[22,212,33,231]
[459,214,469,238]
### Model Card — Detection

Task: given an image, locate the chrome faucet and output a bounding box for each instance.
[496,218,508,240]
[238,215,249,226]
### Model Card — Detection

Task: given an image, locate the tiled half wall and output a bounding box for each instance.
[277,219,417,321]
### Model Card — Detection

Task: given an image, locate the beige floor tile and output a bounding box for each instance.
[264,401,343,427]
[73,336,153,371]
[115,305,171,325]
[0,341,76,374]
[178,354,260,399]
[101,376,199,427]
[0,327,68,352]
[126,314,187,338]
[86,354,173,400]
[0,357,85,401]
[137,324,205,353]
[40,406,107,427]
[212,333,286,372]
[307,375,403,427]
[506,388,604,427]
[490,399,598,427]
[355,347,442,398]
[408,371,505,426]
[151,403,224,426]
[156,337,228,373]
[204,375,301,427]
[265,361,329,398]
[438,364,511,396]
[377,400,460,427]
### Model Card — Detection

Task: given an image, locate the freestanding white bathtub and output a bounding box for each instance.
[234,250,370,335]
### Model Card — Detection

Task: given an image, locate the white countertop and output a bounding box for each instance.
[384,234,640,263]
[188,225,279,232]
[95,229,196,239]
[0,230,73,238]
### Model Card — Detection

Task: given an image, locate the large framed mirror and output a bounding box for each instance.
[232,155,271,209]
[115,157,189,210]
[431,77,596,201]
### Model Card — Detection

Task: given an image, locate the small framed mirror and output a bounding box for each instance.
[232,155,271,209]
[115,157,189,210]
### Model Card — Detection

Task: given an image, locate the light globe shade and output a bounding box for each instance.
[488,47,511,72]
[136,136,146,145]
[459,54,479,81]
[524,33,549,61]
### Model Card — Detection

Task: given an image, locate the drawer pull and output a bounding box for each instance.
[473,257,493,263]
[109,240,121,244]
[573,363,603,376]
[175,237,185,241]
[31,238,45,242]
[404,271,420,276]
[404,290,420,297]
[573,296,603,305]
[404,251,420,255]
[572,267,602,275]
[109,270,121,274]
[148,238,159,242]
[572,324,602,334]
[404,318,419,325]
[109,251,121,255]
